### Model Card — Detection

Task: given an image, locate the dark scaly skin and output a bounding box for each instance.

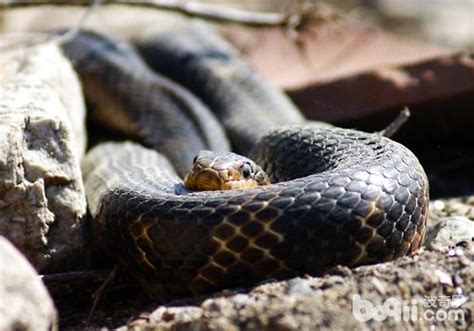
[134,21,305,155]
[83,126,429,300]
[73,27,429,301]
[61,30,230,177]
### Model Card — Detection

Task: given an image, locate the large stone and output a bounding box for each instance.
[0,35,87,272]
[0,236,58,331]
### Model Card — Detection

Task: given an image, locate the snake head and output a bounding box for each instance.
[184,150,270,191]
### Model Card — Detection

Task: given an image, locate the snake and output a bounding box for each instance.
[62,22,429,301]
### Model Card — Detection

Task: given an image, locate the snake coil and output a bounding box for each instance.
[64,24,429,300]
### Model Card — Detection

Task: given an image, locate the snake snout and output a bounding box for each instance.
[184,151,270,191]
[184,168,224,191]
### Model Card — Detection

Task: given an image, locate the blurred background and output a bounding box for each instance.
[1,0,473,49]
[1,0,473,198]
[201,0,474,50]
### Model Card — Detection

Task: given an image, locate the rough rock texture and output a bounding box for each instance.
[0,236,58,331]
[425,217,474,252]
[0,36,87,272]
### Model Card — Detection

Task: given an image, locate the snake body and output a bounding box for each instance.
[61,30,229,177]
[135,22,305,154]
[64,24,429,300]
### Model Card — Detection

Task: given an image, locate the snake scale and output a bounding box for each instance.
[62,22,429,300]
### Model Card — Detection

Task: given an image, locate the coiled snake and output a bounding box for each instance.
[63,22,429,300]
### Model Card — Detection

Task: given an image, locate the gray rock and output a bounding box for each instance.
[424,216,474,252]
[0,236,58,331]
[285,277,314,296]
[0,36,87,272]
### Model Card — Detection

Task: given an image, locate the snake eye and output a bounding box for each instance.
[241,163,252,179]
[192,155,198,164]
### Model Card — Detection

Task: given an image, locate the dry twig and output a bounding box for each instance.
[86,265,119,326]
[3,0,286,26]
[379,107,411,138]
[3,0,342,32]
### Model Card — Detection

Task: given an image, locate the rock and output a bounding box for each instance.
[0,35,88,272]
[0,236,58,331]
[424,216,474,252]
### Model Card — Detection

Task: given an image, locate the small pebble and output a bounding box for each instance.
[456,240,469,248]
[450,293,468,308]
[161,312,175,322]
[286,278,313,296]
[458,255,470,266]
[433,200,445,210]
[447,246,464,257]
[435,269,453,286]
[232,294,250,309]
